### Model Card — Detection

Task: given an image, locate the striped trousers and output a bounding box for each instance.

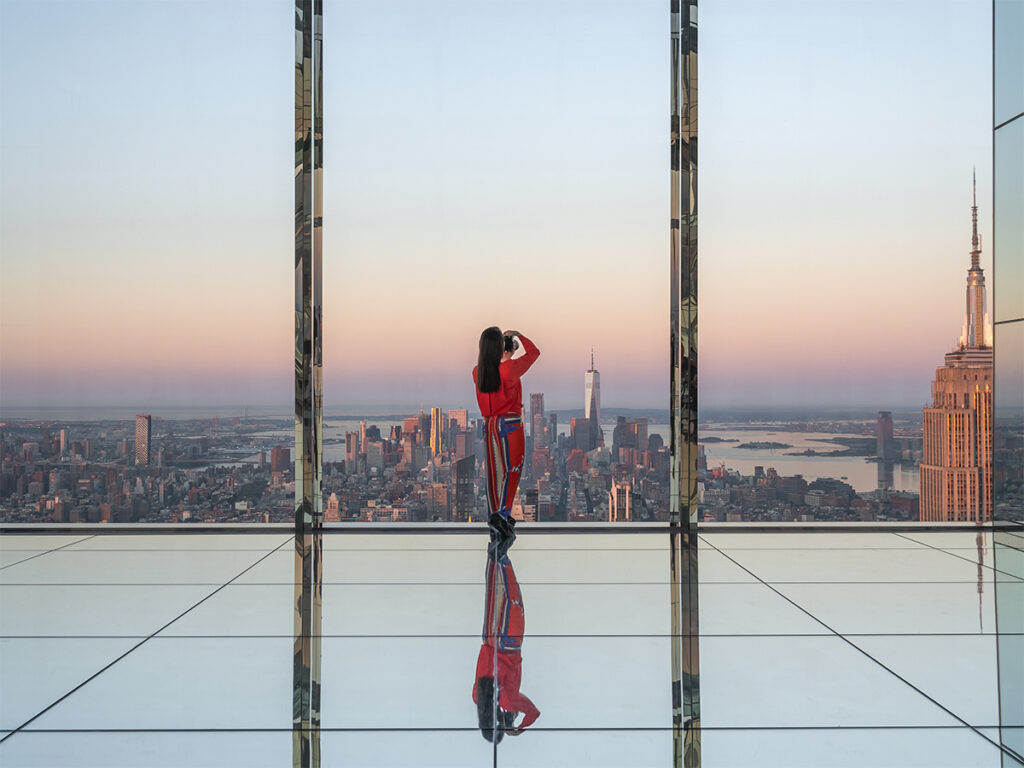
[482,553,525,652]
[484,414,524,520]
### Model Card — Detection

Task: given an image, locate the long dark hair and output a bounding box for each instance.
[476,677,516,743]
[477,326,503,393]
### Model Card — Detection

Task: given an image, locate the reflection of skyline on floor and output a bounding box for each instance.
[0,529,1010,766]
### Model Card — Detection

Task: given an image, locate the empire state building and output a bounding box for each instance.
[919,175,994,522]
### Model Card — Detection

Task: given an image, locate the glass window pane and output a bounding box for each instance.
[995,0,1024,125]
[0,1,290,524]
[995,528,1024,755]
[994,319,1024,523]
[995,116,1024,322]
[701,0,991,523]
[325,0,669,522]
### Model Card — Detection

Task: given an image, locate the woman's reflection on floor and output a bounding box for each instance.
[473,533,540,743]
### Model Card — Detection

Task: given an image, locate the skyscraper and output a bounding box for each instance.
[570,417,592,453]
[134,415,151,467]
[345,431,360,464]
[920,177,993,522]
[270,445,291,473]
[877,411,895,460]
[452,454,477,521]
[584,349,600,425]
[448,409,469,432]
[403,416,420,444]
[325,492,341,522]
[584,349,602,450]
[530,393,545,447]
[429,406,443,456]
[609,478,632,522]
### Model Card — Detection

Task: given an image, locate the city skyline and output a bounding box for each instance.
[0,0,993,411]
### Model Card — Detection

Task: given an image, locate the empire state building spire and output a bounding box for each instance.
[971,168,981,269]
[960,169,990,350]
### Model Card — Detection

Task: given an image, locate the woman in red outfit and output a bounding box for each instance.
[473,550,540,742]
[473,327,540,554]
[472,327,541,743]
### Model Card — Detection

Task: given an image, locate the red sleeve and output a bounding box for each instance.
[503,690,540,731]
[472,644,492,702]
[496,652,539,729]
[507,335,540,378]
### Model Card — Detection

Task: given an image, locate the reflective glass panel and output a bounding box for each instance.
[994,320,1024,523]
[0,1,291,525]
[995,0,1024,126]
[323,0,669,523]
[700,0,991,525]
[995,529,1024,758]
[1,529,1006,766]
[995,118,1024,322]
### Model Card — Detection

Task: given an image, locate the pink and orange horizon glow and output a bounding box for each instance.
[0,0,993,413]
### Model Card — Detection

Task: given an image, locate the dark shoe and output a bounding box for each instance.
[488,512,513,539]
[488,512,516,558]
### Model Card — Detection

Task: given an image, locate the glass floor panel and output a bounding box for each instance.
[711,545,990,583]
[0,529,1012,767]
[0,732,291,768]
[321,636,669,730]
[0,584,224,636]
[0,535,95,551]
[25,638,292,731]
[699,727,1004,768]
[0,550,47,568]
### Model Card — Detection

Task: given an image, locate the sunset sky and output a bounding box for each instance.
[0,0,993,413]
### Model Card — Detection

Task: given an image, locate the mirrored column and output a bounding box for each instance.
[669,1,700,766]
[294,1,324,766]
[993,1,1024,763]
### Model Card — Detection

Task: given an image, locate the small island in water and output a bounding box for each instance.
[785,437,876,457]
[736,441,792,450]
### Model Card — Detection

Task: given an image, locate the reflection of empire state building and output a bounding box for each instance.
[920,175,994,522]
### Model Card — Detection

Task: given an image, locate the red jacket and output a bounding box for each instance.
[472,644,541,731]
[473,335,540,418]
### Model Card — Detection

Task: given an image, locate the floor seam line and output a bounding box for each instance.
[0,535,100,572]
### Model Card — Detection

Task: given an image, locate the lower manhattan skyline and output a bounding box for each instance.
[0,0,992,411]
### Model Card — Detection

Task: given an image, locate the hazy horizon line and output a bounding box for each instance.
[0,402,934,419]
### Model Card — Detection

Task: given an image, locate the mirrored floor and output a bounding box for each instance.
[0,528,1017,767]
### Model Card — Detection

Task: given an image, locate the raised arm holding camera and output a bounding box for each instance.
[471,327,540,554]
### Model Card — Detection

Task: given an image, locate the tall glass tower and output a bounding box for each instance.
[134,414,151,467]
[584,349,601,449]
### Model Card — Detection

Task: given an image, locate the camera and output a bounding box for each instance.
[504,335,519,354]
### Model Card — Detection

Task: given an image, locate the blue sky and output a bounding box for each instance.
[0,0,993,411]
